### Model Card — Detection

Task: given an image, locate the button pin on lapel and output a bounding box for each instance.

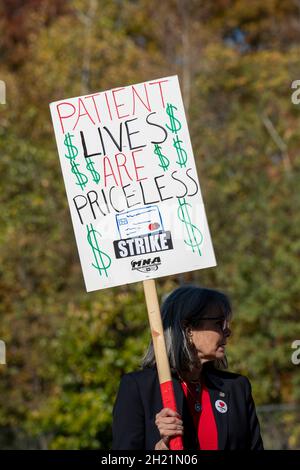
[219,392,225,397]
[215,399,228,413]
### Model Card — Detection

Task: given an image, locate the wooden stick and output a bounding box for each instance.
[143,279,184,450]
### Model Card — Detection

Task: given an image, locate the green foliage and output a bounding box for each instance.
[0,0,300,449]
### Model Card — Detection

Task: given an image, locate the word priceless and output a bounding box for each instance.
[73,168,198,225]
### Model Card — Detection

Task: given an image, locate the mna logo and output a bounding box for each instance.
[0,340,6,365]
[131,256,161,273]
[0,80,6,104]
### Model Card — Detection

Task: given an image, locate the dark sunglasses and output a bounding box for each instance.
[195,316,230,331]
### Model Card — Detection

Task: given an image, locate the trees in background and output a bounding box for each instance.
[0,0,299,449]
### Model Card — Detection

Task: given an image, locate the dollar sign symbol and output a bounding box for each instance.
[177,198,203,255]
[64,132,88,190]
[86,224,112,277]
[86,157,101,184]
[166,103,182,134]
[154,144,170,171]
[173,135,188,168]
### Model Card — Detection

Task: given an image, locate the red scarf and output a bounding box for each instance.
[181,379,218,450]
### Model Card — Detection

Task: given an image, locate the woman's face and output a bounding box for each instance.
[187,316,231,364]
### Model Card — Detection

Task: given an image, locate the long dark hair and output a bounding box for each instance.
[142,285,232,376]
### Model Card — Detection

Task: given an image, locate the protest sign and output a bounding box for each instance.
[50,75,216,292]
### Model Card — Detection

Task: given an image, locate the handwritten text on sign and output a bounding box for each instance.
[50,76,216,292]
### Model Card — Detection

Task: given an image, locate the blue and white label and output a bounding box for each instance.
[116,205,163,239]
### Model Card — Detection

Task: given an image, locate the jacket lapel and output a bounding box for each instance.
[204,369,230,450]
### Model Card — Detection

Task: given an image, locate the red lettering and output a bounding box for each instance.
[149,79,169,108]
[114,152,133,187]
[84,93,101,123]
[132,84,151,115]
[73,97,96,130]
[56,102,76,134]
[103,156,119,187]
[104,92,113,121]
[112,88,130,119]
[131,148,147,182]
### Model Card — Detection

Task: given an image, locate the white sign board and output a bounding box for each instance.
[50,75,216,292]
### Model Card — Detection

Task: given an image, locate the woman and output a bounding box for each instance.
[112,285,264,450]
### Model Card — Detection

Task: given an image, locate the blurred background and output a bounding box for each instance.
[0,0,300,450]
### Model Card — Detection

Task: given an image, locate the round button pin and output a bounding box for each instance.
[215,399,228,413]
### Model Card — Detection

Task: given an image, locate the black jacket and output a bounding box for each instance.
[112,365,264,450]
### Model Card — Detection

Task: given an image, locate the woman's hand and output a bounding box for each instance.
[154,408,183,450]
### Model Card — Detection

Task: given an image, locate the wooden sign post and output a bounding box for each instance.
[143,279,183,450]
